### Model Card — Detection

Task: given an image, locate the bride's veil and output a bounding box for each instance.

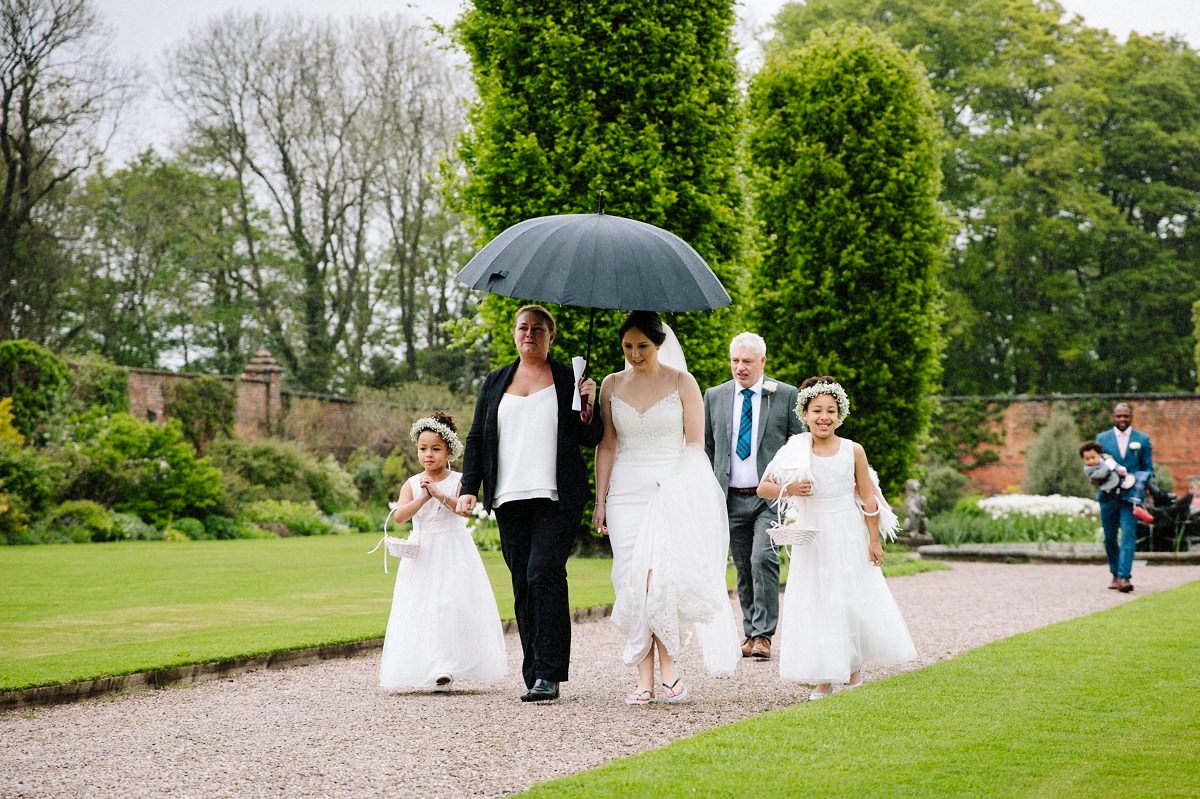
[625,321,688,372]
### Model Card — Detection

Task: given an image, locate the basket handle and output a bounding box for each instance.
[367,500,403,574]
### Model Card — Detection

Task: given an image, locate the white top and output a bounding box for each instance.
[494,384,559,506]
[729,376,764,489]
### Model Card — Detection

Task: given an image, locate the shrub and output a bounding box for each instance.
[172,516,209,540]
[928,508,1099,546]
[43,499,114,543]
[335,509,375,533]
[0,339,72,438]
[62,410,224,525]
[164,376,236,453]
[67,355,130,415]
[0,397,24,444]
[201,514,274,540]
[241,499,339,537]
[346,447,387,503]
[109,512,160,541]
[0,485,30,544]
[0,439,59,514]
[1022,408,1092,497]
[208,438,358,513]
[921,461,967,518]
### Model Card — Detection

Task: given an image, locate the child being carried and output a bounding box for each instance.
[1078,440,1153,523]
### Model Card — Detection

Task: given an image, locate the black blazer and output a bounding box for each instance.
[461,358,604,512]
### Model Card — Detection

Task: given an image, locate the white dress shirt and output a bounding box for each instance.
[1113,427,1130,458]
[729,376,764,489]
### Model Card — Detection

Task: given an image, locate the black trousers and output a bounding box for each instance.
[493,498,580,688]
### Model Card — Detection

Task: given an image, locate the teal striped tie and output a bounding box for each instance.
[736,388,753,460]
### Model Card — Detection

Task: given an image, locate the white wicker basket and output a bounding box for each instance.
[382,535,420,559]
[768,522,818,548]
[769,489,818,548]
[368,502,419,572]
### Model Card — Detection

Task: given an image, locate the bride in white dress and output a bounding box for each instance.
[593,312,740,705]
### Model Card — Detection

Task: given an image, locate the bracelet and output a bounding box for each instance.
[861,507,881,517]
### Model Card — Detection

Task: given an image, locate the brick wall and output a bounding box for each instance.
[127,349,286,441]
[950,394,1200,496]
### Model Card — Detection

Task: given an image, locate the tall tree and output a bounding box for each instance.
[166,12,469,392]
[454,0,745,386]
[0,0,132,342]
[66,150,262,372]
[773,0,1200,394]
[747,24,946,492]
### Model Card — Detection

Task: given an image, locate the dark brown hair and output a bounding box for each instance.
[1078,440,1105,457]
[618,310,667,346]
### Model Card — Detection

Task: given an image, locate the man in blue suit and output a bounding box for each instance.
[1095,402,1154,593]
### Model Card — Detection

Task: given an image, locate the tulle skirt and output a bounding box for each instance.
[605,447,741,676]
[379,528,507,690]
[778,494,916,684]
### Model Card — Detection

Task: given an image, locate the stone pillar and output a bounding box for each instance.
[241,350,283,438]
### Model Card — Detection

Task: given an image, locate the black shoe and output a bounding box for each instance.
[520,679,560,702]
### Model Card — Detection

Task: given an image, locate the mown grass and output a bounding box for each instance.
[0,535,942,692]
[518,580,1200,799]
[0,534,616,691]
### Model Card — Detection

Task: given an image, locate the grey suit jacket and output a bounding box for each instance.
[704,377,804,494]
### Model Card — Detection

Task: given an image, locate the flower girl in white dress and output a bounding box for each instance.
[379,412,507,692]
[758,377,916,700]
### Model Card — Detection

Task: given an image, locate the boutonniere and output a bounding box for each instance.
[763,380,778,395]
[1129,441,1141,451]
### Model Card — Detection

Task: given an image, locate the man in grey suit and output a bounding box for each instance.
[703,332,803,660]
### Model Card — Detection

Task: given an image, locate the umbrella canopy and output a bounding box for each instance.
[456,213,731,313]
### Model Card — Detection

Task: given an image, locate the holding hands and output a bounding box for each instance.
[420,475,466,516]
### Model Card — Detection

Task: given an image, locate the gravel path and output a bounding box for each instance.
[3,562,1199,798]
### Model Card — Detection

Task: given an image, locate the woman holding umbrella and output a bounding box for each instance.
[457,305,603,702]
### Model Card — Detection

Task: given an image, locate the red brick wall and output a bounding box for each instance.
[955,394,1200,496]
[126,369,280,441]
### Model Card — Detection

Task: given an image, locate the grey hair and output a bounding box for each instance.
[729,332,766,357]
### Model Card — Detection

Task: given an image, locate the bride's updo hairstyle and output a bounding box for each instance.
[618,310,667,346]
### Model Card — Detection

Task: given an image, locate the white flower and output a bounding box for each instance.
[1129,442,1141,451]
[763,380,778,395]
[976,494,1099,520]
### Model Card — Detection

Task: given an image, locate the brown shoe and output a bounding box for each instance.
[1108,576,1120,590]
[741,637,753,658]
[1117,579,1134,593]
[751,636,772,659]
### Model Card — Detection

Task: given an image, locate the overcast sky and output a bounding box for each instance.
[92,0,1200,161]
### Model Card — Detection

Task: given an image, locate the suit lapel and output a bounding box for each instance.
[713,381,735,457]
[756,377,775,450]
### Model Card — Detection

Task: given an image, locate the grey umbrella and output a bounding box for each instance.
[457,212,732,313]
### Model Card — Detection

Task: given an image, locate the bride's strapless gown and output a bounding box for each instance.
[605,391,740,675]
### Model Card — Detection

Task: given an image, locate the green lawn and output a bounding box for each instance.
[518,580,1200,799]
[0,535,941,692]
[0,534,617,691]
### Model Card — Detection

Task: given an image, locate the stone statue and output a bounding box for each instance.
[903,478,927,536]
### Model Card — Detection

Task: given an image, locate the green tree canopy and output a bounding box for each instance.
[747,24,946,492]
[773,0,1200,394]
[454,0,745,386]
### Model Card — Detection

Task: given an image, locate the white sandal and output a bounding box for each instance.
[625,688,655,705]
[661,677,689,703]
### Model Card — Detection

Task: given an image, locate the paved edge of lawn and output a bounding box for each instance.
[918,543,1199,564]
[0,603,617,711]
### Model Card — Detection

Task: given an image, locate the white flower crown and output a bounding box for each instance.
[794,381,851,421]
[409,416,464,461]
